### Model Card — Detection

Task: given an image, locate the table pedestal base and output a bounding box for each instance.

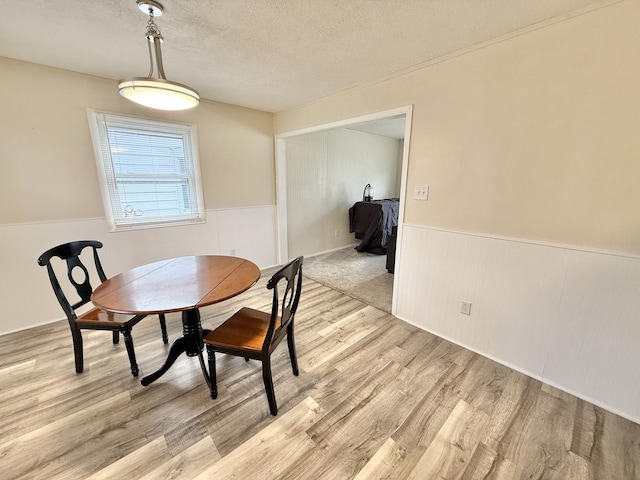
[141,309,210,387]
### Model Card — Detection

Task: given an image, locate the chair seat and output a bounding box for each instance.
[204,307,280,352]
[76,308,140,328]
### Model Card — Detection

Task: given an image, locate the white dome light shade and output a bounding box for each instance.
[118,78,200,111]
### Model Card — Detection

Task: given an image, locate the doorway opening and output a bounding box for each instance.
[275,106,412,315]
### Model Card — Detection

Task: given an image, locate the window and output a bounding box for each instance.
[87,110,205,232]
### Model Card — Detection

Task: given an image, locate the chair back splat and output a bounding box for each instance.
[203,256,304,415]
[38,241,107,320]
[37,240,168,376]
[264,256,304,354]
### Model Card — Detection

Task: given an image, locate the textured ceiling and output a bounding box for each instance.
[0,0,610,113]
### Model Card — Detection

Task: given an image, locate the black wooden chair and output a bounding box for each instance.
[203,256,304,415]
[37,240,168,376]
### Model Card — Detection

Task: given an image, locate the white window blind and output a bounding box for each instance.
[87,110,205,232]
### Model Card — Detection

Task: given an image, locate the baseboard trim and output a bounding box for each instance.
[304,244,359,260]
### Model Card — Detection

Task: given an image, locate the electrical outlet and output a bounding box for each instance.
[461,301,472,316]
[414,185,429,200]
[334,229,339,237]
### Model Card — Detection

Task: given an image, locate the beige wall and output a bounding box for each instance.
[0,57,275,225]
[0,57,279,335]
[275,0,640,255]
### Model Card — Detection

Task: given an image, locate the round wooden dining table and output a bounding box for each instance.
[92,255,261,386]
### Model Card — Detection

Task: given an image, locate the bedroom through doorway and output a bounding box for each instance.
[275,106,412,315]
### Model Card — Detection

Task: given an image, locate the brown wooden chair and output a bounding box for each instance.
[37,240,168,376]
[203,256,304,415]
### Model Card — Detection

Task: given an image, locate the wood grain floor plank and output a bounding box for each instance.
[139,436,221,480]
[460,357,513,416]
[459,442,516,480]
[510,389,575,479]
[352,437,407,480]
[2,277,639,479]
[429,338,476,368]
[192,397,323,480]
[297,288,368,326]
[284,354,392,423]
[164,417,212,457]
[547,451,593,480]
[316,305,388,338]
[391,362,466,449]
[570,398,601,462]
[299,306,390,372]
[387,328,442,369]
[286,358,457,480]
[190,356,317,456]
[0,392,131,480]
[282,367,412,479]
[0,358,36,381]
[325,318,409,373]
[84,436,170,480]
[13,370,210,479]
[589,405,640,480]
[481,373,542,456]
[0,323,70,369]
[407,399,489,479]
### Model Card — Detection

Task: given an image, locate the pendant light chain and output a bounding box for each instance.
[144,6,166,80]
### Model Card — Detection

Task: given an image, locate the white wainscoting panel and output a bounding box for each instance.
[396,225,640,423]
[0,206,278,336]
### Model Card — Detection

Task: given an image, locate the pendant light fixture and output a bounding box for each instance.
[118,0,199,111]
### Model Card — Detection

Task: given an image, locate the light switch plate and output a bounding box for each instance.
[414,185,429,200]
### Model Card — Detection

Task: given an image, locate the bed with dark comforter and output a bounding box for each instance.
[348,198,399,254]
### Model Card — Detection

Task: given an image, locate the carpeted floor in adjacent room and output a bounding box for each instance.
[302,246,393,312]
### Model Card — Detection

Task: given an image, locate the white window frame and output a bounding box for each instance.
[87,109,205,232]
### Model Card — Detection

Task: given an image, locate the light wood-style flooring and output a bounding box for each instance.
[1,275,639,479]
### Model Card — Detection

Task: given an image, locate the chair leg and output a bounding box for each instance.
[71,328,84,373]
[207,346,218,399]
[159,314,168,344]
[112,331,120,344]
[287,324,299,376]
[196,346,211,391]
[122,330,139,377]
[262,358,278,416]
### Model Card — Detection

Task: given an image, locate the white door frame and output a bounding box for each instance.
[274,105,413,316]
